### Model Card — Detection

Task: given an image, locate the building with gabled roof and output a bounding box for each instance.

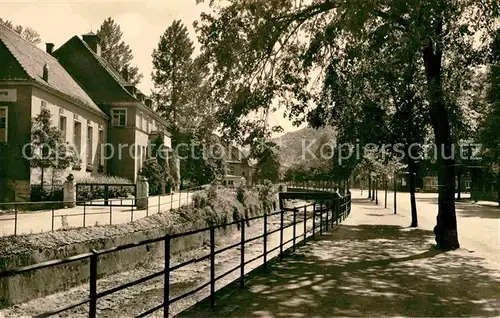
[54,32,171,183]
[0,24,109,201]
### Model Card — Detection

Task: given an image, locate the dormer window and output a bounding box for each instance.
[112,108,127,126]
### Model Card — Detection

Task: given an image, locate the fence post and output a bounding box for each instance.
[131,204,134,223]
[170,191,173,211]
[104,185,109,206]
[109,203,112,225]
[163,235,171,318]
[158,195,161,214]
[210,226,216,309]
[178,185,181,209]
[303,205,307,245]
[263,212,268,271]
[51,204,55,231]
[312,203,316,240]
[83,201,86,228]
[89,250,98,318]
[325,201,329,231]
[330,200,334,228]
[279,209,284,262]
[319,202,323,236]
[292,208,297,252]
[240,220,245,288]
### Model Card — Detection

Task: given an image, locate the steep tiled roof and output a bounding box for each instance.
[0,24,106,117]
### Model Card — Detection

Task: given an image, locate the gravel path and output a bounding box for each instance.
[179,193,500,318]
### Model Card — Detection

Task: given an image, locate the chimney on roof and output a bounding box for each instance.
[121,67,129,82]
[82,32,101,56]
[46,43,54,54]
[136,92,145,102]
[145,98,153,108]
[42,64,49,82]
[125,85,136,97]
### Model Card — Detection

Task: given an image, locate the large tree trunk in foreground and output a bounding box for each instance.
[497,172,500,207]
[371,180,375,201]
[422,36,460,250]
[368,175,372,198]
[408,156,418,227]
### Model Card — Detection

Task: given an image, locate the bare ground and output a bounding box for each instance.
[179,197,500,317]
[0,200,317,317]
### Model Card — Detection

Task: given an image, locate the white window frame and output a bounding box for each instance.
[0,106,7,143]
[112,108,127,127]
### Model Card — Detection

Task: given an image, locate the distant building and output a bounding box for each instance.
[422,175,471,192]
[54,32,171,183]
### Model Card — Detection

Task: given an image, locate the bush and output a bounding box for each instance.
[179,186,263,228]
[236,185,245,205]
[75,175,133,202]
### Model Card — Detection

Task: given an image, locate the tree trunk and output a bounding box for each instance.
[368,175,372,198]
[371,180,375,201]
[394,172,397,214]
[384,178,388,209]
[41,167,45,186]
[421,36,460,250]
[375,179,378,205]
[408,157,418,227]
[497,171,500,207]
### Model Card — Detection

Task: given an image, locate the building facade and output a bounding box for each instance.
[0,25,109,201]
[223,145,253,187]
[54,32,171,183]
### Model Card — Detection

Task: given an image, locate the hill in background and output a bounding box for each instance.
[272,126,336,168]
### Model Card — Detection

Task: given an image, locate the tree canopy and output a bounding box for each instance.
[196,0,498,249]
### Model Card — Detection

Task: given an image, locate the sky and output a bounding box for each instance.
[2,0,305,137]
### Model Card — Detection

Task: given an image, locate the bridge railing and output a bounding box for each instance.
[0,189,351,317]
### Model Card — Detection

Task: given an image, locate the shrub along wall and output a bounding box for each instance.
[0,186,278,307]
